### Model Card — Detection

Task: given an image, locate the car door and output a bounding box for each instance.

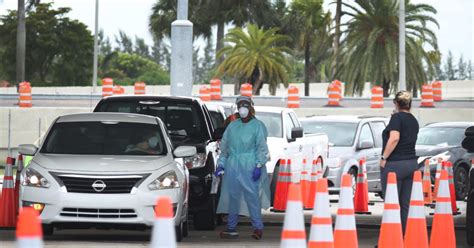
[368,121,387,191]
[356,123,379,190]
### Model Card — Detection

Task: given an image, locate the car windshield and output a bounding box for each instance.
[300,121,358,146]
[255,112,283,138]
[416,127,465,146]
[41,121,166,155]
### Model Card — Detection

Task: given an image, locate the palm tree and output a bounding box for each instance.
[288,0,325,96]
[216,24,291,95]
[338,0,439,96]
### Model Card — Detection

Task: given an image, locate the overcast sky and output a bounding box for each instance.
[0,0,473,63]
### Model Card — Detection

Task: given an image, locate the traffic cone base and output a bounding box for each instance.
[16,207,43,248]
[150,197,176,248]
[334,230,357,248]
[0,156,17,227]
[430,214,455,248]
[281,184,306,248]
[379,223,403,247]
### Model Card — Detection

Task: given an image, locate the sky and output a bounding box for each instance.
[0,0,473,63]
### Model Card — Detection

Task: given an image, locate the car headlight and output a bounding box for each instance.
[22,167,50,188]
[148,171,180,190]
[183,153,206,169]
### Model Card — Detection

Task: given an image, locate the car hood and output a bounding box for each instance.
[33,153,172,173]
[415,145,454,156]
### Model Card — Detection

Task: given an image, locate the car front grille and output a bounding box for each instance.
[54,174,148,194]
[60,208,137,218]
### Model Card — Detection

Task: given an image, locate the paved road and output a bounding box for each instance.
[1,196,470,247]
[0,95,473,108]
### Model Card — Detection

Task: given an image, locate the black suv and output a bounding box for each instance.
[94,96,221,230]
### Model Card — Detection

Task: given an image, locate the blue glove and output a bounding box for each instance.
[252,167,262,182]
[214,167,224,177]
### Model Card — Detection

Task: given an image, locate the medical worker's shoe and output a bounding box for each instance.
[251,229,263,240]
[220,229,239,239]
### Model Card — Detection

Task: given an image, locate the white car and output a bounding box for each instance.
[18,112,195,241]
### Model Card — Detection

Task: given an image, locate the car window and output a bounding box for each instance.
[359,123,374,147]
[370,121,386,148]
[417,127,465,146]
[255,112,283,138]
[209,110,225,129]
[41,121,166,156]
[300,121,358,146]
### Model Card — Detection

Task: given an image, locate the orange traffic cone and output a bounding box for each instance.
[422,160,433,205]
[301,159,310,209]
[273,158,290,212]
[281,184,306,247]
[0,156,17,227]
[378,172,403,248]
[307,158,322,210]
[433,158,443,202]
[308,178,334,248]
[150,196,176,248]
[430,170,456,248]
[404,171,429,248]
[16,207,43,248]
[444,161,459,215]
[334,174,358,248]
[354,158,370,214]
[15,154,25,215]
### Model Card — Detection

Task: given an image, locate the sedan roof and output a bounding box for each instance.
[300,115,389,123]
[424,122,474,128]
[57,112,159,125]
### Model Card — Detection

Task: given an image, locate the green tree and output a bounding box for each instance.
[0,3,93,86]
[288,0,326,96]
[216,24,291,95]
[467,60,473,80]
[444,51,456,80]
[457,55,467,80]
[337,0,439,96]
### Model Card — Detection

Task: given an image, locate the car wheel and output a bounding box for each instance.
[270,164,280,206]
[182,220,189,238]
[454,165,469,200]
[467,192,474,246]
[175,222,183,242]
[42,224,54,236]
[348,167,357,197]
[193,195,216,230]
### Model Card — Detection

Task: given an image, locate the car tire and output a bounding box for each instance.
[182,220,189,238]
[193,195,216,230]
[42,224,54,236]
[175,222,183,242]
[270,164,280,206]
[454,165,469,200]
[467,192,474,246]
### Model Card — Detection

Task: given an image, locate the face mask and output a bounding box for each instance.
[148,136,159,148]
[238,107,249,118]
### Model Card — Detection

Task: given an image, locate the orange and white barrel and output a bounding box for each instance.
[327,83,341,106]
[432,81,442,101]
[240,83,253,97]
[420,84,434,107]
[370,86,384,108]
[18,82,32,108]
[102,78,114,98]
[113,85,125,95]
[210,79,222,100]
[287,85,300,108]
[134,82,146,95]
[332,80,343,101]
[199,85,211,102]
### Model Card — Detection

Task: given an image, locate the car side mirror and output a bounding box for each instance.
[173,146,197,158]
[19,144,38,156]
[358,140,374,150]
[212,127,225,141]
[288,127,303,142]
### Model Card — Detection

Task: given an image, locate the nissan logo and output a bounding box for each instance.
[91,180,107,192]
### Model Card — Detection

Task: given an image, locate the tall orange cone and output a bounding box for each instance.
[15,154,25,215]
[150,196,177,248]
[432,158,443,201]
[444,161,459,214]
[273,158,290,212]
[301,159,310,209]
[422,160,433,205]
[308,178,334,248]
[307,158,322,209]
[404,171,429,248]
[334,174,358,248]
[430,170,456,248]
[0,156,17,227]
[281,184,306,248]
[354,158,370,214]
[378,172,403,248]
[16,207,43,248]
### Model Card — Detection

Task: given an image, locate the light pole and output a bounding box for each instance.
[399,0,406,91]
[92,0,99,93]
